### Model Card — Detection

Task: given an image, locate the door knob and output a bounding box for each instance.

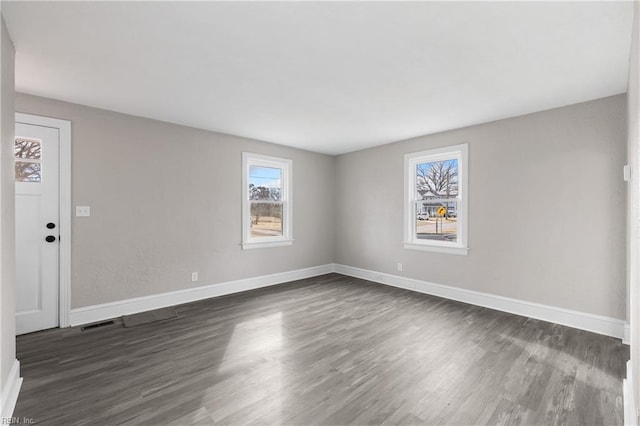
[45,235,56,243]
[46,223,56,229]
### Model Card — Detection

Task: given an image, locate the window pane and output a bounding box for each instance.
[250,202,283,238]
[415,158,458,243]
[415,199,458,242]
[416,159,458,199]
[249,166,282,201]
[15,138,41,160]
[15,162,41,183]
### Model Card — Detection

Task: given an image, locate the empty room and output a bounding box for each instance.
[0,1,639,425]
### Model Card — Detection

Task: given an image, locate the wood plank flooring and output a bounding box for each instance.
[14,273,628,425]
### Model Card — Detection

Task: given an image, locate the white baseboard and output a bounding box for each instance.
[333,264,626,340]
[625,361,638,426]
[69,264,334,326]
[69,262,626,341]
[0,359,22,420]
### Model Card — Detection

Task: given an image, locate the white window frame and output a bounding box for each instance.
[242,152,293,250]
[404,143,469,255]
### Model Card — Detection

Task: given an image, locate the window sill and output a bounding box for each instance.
[242,240,293,250]
[403,242,469,256]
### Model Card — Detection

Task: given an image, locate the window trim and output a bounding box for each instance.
[403,143,469,255]
[242,152,293,250]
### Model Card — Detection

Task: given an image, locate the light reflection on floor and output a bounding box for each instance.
[214,311,284,422]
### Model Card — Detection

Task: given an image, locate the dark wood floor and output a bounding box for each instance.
[14,273,628,425]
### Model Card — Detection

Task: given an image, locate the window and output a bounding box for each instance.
[242,152,292,249]
[15,137,42,182]
[404,143,468,255]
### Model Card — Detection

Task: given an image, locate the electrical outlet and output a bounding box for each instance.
[397,263,403,272]
[191,272,198,282]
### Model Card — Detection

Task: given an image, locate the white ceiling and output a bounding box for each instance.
[2,1,633,155]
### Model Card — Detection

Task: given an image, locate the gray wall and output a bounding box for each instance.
[12,77,628,322]
[0,15,15,405]
[336,95,627,320]
[15,94,336,308]
[627,1,640,420]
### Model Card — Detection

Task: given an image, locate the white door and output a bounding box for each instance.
[15,122,60,335]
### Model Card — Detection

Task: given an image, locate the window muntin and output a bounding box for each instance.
[242,153,292,249]
[404,144,468,255]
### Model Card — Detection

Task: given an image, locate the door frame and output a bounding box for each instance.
[15,112,71,328]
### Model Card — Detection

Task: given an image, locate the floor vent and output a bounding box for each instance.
[81,320,116,331]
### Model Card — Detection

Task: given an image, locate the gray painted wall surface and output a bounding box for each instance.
[15,94,336,308]
[336,95,627,320]
[0,15,15,397]
[13,92,627,323]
